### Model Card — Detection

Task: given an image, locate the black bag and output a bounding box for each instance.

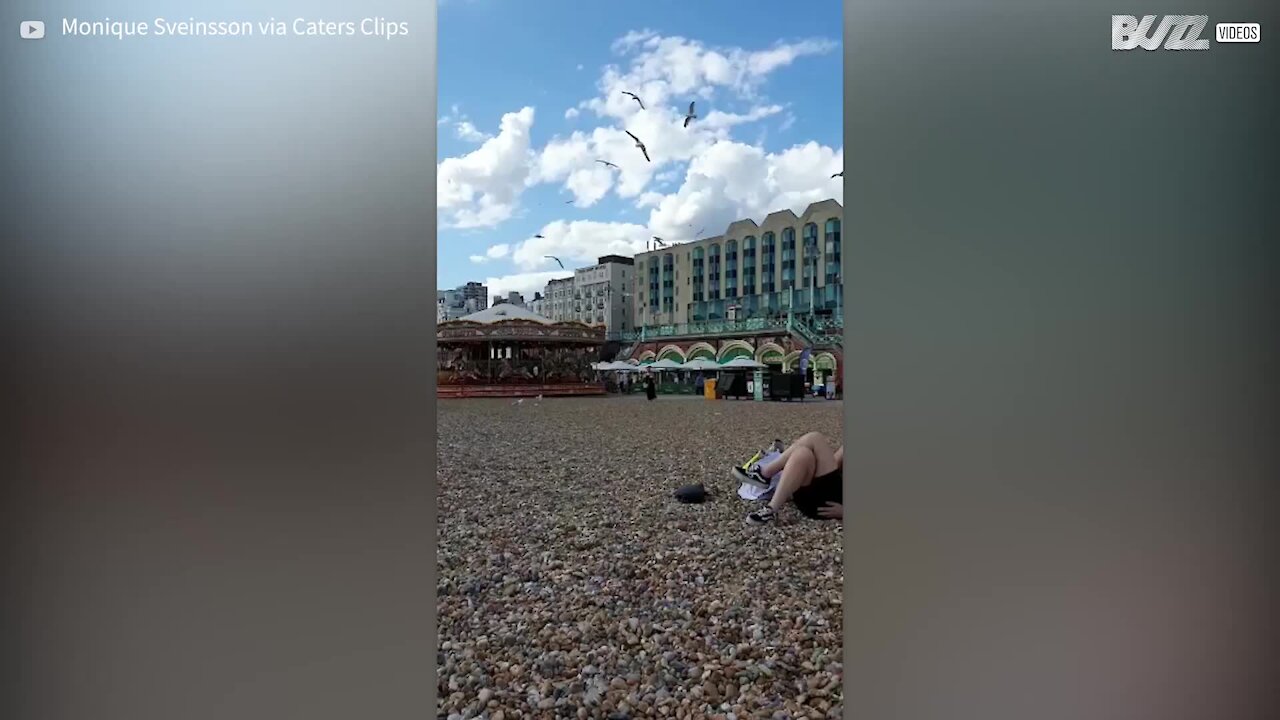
[673,483,707,503]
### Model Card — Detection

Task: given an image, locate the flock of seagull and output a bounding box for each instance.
[597,93,695,172]
[533,91,841,269]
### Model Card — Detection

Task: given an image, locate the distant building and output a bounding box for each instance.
[543,276,576,324]
[461,281,488,311]
[572,255,634,333]
[527,292,545,317]
[506,291,525,308]
[534,255,635,334]
[437,281,489,322]
[631,199,842,329]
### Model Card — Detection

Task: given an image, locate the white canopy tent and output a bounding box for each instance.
[647,358,684,371]
[720,356,766,369]
[680,358,722,372]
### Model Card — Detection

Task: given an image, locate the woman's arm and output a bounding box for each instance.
[834,446,843,469]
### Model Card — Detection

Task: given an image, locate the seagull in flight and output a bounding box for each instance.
[596,159,618,169]
[545,255,565,269]
[564,200,574,204]
[652,236,667,247]
[533,234,546,239]
[831,171,843,178]
[625,131,651,162]
[683,101,697,128]
[622,91,645,110]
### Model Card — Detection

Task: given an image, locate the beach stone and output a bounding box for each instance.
[437,398,844,718]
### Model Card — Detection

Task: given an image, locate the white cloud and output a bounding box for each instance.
[637,191,666,208]
[485,270,575,301]
[586,34,835,120]
[642,140,844,241]
[779,113,796,132]
[509,219,651,270]
[699,104,785,131]
[529,32,829,207]
[439,104,491,143]
[438,103,462,125]
[437,106,537,229]
[611,29,658,54]
[436,29,839,249]
[455,121,489,143]
[469,255,488,264]
[576,64,584,71]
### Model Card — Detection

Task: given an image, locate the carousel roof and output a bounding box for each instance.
[452,304,556,325]
[438,302,603,345]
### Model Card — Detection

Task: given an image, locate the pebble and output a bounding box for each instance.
[437,399,844,717]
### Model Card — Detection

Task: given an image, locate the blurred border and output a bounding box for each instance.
[3,2,439,719]
[842,1,1277,719]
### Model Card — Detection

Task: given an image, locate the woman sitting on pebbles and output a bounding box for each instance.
[732,432,843,525]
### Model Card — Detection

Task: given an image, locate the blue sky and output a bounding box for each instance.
[438,0,843,299]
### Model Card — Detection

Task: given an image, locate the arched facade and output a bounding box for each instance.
[755,341,786,365]
[685,342,716,360]
[656,344,686,363]
[717,339,754,362]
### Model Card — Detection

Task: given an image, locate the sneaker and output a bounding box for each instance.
[731,464,770,489]
[746,505,778,525]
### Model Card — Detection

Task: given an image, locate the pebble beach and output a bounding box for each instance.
[438,396,844,719]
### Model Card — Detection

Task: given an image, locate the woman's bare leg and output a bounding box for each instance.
[765,446,818,511]
[760,432,839,479]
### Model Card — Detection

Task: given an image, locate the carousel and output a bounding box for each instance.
[437,304,606,398]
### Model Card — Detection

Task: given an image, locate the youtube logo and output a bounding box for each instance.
[21,20,45,39]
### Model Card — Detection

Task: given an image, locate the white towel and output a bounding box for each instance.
[738,476,780,501]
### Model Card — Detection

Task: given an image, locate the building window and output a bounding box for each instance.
[781,227,796,291]
[692,246,705,302]
[802,223,819,289]
[761,232,776,294]
[824,217,842,286]
[708,244,721,300]
[648,257,660,312]
[661,253,675,314]
[743,235,757,297]
[724,239,738,299]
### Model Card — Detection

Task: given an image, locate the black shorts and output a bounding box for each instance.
[792,468,843,519]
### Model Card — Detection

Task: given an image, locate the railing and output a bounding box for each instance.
[614,317,790,342]
[789,315,843,349]
[613,310,843,348]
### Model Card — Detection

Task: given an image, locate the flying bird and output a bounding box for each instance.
[625,130,651,162]
[564,200,574,204]
[695,227,705,236]
[596,159,618,169]
[652,236,667,247]
[831,171,843,178]
[545,255,565,269]
[622,91,645,110]
[534,234,546,239]
[683,101,697,128]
